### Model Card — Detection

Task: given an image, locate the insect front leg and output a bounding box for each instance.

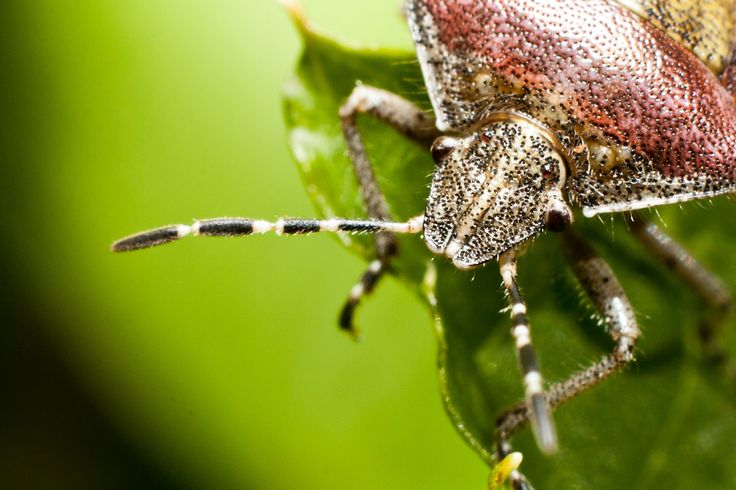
[495,252,555,490]
[498,252,558,454]
[496,232,640,463]
[338,85,439,335]
[628,213,732,361]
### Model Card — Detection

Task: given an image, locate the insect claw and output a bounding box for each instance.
[337,259,386,340]
[529,393,558,454]
[338,302,361,341]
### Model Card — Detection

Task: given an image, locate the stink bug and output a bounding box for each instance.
[113,1,735,487]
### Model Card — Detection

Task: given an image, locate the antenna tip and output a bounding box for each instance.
[111,225,187,252]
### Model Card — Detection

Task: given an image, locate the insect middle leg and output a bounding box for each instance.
[628,213,732,361]
[338,85,439,335]
[496,231,640,487]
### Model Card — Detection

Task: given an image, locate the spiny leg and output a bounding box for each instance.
[499,252,558,455]
[338,85,439,334]
[496,231,640,454]
[112,216,424,252]
[628,213,732,360]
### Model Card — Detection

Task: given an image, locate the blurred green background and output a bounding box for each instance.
[1,1,489,489]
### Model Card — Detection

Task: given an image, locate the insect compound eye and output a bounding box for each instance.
[545,206,572,232]
[430,136,458,164]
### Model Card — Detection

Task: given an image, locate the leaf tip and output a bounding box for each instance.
[279,0,313,38]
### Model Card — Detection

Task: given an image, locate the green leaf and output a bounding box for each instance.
[282,11,736,489]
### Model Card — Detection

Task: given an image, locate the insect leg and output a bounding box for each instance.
[628,213,732,360]
[496,231,639,448]
[499,252,558,455]
[338,85,439,334]
[111,216,424,252]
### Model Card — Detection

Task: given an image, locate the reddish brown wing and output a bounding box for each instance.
[406,0,736,186]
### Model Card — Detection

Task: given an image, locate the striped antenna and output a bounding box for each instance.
[112,216,424,252]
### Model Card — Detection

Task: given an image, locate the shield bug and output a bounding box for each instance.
[113,0,734,487]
